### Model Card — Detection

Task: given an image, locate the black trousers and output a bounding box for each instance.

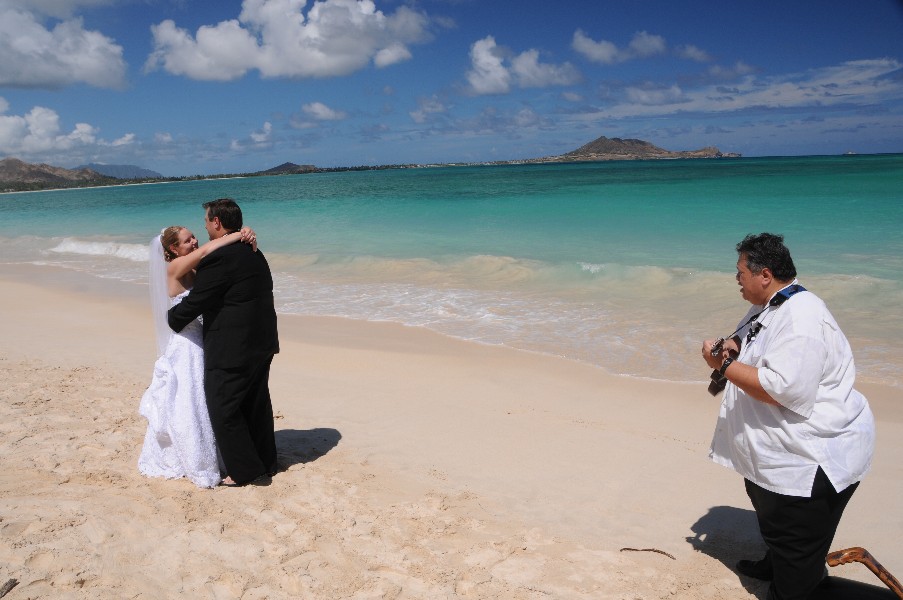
[205,354,277,485]
[745,468,859,600]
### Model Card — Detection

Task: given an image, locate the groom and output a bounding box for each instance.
[168,198,279,486]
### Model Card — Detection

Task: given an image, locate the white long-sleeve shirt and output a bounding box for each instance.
[709,283,875,497]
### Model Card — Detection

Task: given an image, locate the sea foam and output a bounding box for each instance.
[50,238,148,262]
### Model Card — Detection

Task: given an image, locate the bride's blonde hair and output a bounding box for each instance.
[160,226,184,262]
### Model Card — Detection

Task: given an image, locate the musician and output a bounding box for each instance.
[702,233,875,600]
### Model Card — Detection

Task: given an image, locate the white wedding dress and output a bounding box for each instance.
[138,290,222,488]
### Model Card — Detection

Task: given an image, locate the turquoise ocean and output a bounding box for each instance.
[2,155,902,387]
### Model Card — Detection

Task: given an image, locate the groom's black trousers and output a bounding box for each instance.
[745,467,859,600]
[205,354,277,485]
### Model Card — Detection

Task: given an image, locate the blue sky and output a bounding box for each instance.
[1,0,902,176]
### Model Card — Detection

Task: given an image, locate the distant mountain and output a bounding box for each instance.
[1,135,741,193]
[75,163,163,179]
[509,135,739,164]
[569,136,673,157]
[259,162,318,175]
[0,157,115,190]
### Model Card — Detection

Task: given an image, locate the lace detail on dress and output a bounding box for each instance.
[138,289,220,488]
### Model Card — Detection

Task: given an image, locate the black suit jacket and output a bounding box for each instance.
[168,243,279,370]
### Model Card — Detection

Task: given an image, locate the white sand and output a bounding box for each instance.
[1,265,900,599]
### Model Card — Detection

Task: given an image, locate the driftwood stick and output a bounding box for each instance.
[827,547,903,599]
[0,579,19,598]
[619,547,676,560]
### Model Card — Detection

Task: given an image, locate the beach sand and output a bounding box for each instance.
[1,265,900,599]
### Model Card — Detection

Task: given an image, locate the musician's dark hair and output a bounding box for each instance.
[736,232,797,281]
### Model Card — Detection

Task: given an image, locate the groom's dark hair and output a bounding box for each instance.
[204,198,243,232]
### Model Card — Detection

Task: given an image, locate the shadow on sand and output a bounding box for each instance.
[813,576,898,599]
[274,427,342,470]
[686,505,897,599]
[687,505,767,596]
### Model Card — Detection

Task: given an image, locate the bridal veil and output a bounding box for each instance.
[148,234,172,357]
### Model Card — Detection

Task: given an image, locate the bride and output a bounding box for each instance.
[138,224,256,488]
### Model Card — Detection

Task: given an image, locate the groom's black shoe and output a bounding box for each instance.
[736,556,773,581]
[221,474,272,487]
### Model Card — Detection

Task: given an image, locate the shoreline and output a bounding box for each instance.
[2,264,900,597]
[4,259,900,390]
[9,153,903,196]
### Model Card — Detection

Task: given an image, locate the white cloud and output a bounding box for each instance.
[288,117,317,130]
[510,49,580,88]
[709,61,756,79]
[625,84,686,106]
[410,96,446,123]
[145,0,431,81]
[454,104,552,136]
[374,43,412,68]
[0,105,101,154]
[111,133,135,147]
[572,29,666,64]
[627,31,666,58]
[0,5,127,88]
[155,132,173,143]
[676,44,711,62]
[61,122,98,145]
[466,36,512,95]
[467,36,579,96]
[571,30,618,64]
[576,58,903,120]
[231,121,274,151]
[144,18,260,81]
[0,0,116,19]
[513,107,541,127]
[303,102,347,120]
[250,121,273,144]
